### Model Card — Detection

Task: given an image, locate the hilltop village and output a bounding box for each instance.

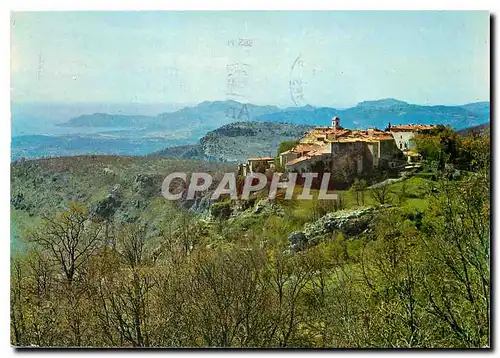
[238,116,435,180]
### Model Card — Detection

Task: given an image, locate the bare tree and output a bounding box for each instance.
[371,183,392,205]
[28,203,105,284]
[351,179,368,206]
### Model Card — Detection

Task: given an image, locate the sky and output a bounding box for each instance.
[11,11,490,108]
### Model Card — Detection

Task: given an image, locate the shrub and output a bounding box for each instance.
[210,200,233,220]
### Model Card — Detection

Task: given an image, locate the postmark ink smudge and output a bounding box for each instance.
[289,55,306,106]
[226,38,253,121]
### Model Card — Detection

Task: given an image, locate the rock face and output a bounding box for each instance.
[150,121,310,163]
[251,199,285,217]
[206,197,285,221]
[133,174,163,198]
[288,206,380,251]
[199,122,311,162]
[90,193,122,221]
[189,195,213,213]
[288,232,308,251]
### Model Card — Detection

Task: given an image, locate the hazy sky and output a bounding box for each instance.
[11,11,490,108]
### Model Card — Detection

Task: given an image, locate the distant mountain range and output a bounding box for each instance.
[13,98,490,161]
[58,113,155,128]
[59,98,490,132]
[253,99,490,130]
[59,100,282,137]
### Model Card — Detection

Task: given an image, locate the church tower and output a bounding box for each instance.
[332,116,340,129]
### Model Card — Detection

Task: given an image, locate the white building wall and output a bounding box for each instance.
[391,131,415,151]
[367,142,379,167]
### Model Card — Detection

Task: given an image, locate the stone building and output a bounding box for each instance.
[278,149,299,168]
[238,157,275,176]
[281,117,401,175]
[239,117,437,181]
[388,123,436,162]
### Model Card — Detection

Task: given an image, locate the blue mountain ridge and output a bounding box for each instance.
[57,98,490,131]
[12,99,490,160]
[253,98,490,130]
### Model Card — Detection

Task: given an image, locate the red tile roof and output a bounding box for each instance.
[247,157,274,161]
[390,124,436,132]
[294,144,323,153]
[285,156,311,166]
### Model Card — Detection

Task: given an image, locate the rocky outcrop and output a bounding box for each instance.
[133,173,163,198]
[89,192,122,221]
[288,206,384,251]
[288,232,308,251]
[189,195,213,213]
[199,122,311,162]
[242,198,285,218]
[251,199,283,215]
[203,197,285,222]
